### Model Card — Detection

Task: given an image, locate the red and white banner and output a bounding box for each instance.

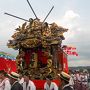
[62,45,78,56]
[0,57,17,73]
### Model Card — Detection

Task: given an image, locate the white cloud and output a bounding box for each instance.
[63,10,80,22]
[62,10,80,28]
[60,10,90,67]
[60,10,81,40]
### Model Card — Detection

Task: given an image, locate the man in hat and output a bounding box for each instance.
[22,72,36,90]
[8,72,23,90]
[59,71,73,90]
[0,70,11,90]
[44,75,58,90]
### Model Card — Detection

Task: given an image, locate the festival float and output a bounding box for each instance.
[5,0,69,89]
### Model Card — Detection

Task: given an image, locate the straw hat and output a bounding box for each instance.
[8,72,20,79]
[58,71,71,82]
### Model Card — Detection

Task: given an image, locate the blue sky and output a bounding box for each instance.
[0,0,90,66]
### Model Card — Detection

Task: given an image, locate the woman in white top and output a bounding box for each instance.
[22,72,36,90]
[0,70,11,90]
[44,75,58,90]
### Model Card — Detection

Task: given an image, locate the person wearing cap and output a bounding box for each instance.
[59,71,73,90]
[0,70,11,90]
[44,75,58,90]
[22,72,36,90]
[8,72,23,90]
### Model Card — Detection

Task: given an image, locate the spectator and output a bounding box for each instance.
[22,72,36,90]
[44,75,58,90]
[68,71,74,89]
[19,74,24,84]
[8,72,23,90]
[0,70,11,90]
[59,71,73,90]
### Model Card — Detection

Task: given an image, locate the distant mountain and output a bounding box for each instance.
[69,66,90,72]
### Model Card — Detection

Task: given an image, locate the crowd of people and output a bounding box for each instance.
[69,70,90,90]
[0,70,90,90]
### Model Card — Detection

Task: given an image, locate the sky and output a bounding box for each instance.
[0,0,90,67]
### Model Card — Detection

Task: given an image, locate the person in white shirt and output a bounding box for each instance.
[19,74,24,84]
[0,70,11,90]
[22,72,36,90]
[80,72,88,90]
[69,73,74,89]
[58,71,73,90]
[44,75,58,90]
[69,77,74,88]
[19,77,24,85]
